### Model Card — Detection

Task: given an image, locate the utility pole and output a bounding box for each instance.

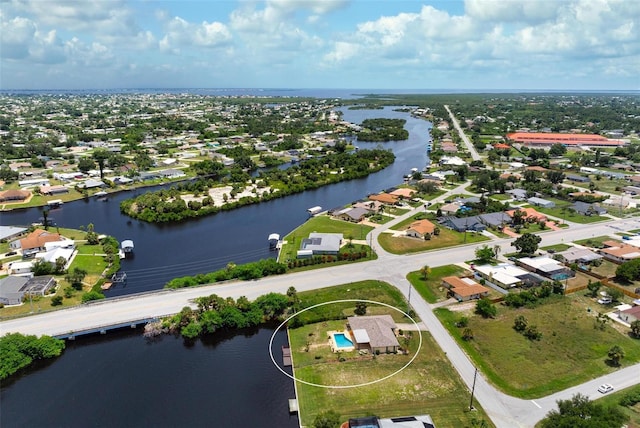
[469,366,478,411]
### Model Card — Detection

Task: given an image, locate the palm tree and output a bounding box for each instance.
[420,265,431,280]
[607,345,625,366]
[493,244,501,260]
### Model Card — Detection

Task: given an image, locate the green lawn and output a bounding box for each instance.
[290,317,493,427]
[407,265,471,304]
[435,294,640,398]
[541,243,572,252]
[379,227,488,255]
[489,193,512,201]
[574,236,619,249]
[280,215,374,263]
[527,202,610,224]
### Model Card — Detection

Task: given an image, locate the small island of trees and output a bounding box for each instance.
[120,148,394,223]
[357,118,409,142]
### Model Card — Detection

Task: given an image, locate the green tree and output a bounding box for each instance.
[631,320,640,338]
[511,232,542,255]
[513,315,528,332]
[54,256,67,274]
[354,301,367,316]
[92,148,110,179]
[77,157,96,173]
[312,410,341,428]
[51,296,63,306]
[81,290,105,303]
[32,258,53,276]
[607,345,625,366]
[85,223,99,245]
[475,245,495,264]
[540,393,628,428]
[419,265,431,280]
[586,280,602,298]
[181,321,203,339]
[475,298,497,318]
[462,328,474,341]
[65,267,88,290]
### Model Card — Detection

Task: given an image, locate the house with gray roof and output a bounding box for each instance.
[527,197,555,208]
[347,315,399,354]
[479,212,512,228]
[572,201,607,216]
[506,189,528,201]
[0,276,29,305]
[566,174,590,183]
[438,216,486,232]
[299,233,343,256]
[0,226,27,242]
[334,207,369,223]
[556,248,602,264]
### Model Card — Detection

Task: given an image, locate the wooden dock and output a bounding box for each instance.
[282,346,292,367]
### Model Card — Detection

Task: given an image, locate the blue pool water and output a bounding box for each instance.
[552,273,572,280]
[334,333,353,348]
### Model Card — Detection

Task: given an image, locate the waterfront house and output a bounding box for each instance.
[334,207,369,223]
[348,414,436,428]
[40,185,69,195]
[389,188,416,199]
[368,193,398,205]
[0,226,27,242]
[11,229,67,256]
[0,189,31,203]
[347,315,399,354]
[298,233,343,257]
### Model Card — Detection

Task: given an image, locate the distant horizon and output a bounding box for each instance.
[2,1,637,90]
[1,87,638,95]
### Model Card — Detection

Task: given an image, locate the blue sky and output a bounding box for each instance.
[1,0,638,90]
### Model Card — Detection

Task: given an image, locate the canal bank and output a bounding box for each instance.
[0,107,431,297]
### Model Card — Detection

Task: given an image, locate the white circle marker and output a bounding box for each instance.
[269,299,423,389]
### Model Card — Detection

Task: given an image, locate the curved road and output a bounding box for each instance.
[3,187,640,427]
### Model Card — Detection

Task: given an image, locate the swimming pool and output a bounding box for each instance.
[333,333,353,349]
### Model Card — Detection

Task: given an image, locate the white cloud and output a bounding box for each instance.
[160,17,231,53]
[0,16,37,59]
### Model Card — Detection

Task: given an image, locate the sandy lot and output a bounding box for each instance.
[180,185,276,206]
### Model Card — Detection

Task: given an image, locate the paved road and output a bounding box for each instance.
[3,200,640,426]
[445,104,482,161]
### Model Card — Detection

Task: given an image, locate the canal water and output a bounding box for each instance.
[0,107,431,296]
[0,106,431,426]
[0,327,297,428]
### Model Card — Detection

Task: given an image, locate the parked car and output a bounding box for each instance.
[598,384,614,394]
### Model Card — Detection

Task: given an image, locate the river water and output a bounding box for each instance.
[0,107,431,297]
[0,106,431,427]
[0,327,297,428]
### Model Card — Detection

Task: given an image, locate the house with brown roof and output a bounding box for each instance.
[506,207,547,222]
[40,185,69,195]
[493,143,511,150]
[442,276,490,301]
[0,189,31,202]
[597,242,640,263]
[406,219,436,240]
[525,166,549,173]
[619,305,640,324]
[11,229,66,257]
[368,193,398,205]
[347,315,400,354]
[389,188,416,199]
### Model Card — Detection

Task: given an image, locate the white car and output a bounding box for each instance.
[598,384,614,394]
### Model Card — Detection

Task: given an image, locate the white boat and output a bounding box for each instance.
[307,206,322,215]
[47,199,63,207]
[268,233,280,250]
[121,240,134,253]
[95,191,108,197]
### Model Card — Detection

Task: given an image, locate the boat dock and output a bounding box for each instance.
[282,346,292,367]
[47,199,63,207]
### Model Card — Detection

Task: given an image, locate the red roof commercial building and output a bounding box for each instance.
[506,132,626,148]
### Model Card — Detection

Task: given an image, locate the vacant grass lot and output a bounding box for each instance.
[290,281,493,427]
[436,294,640,398]
[527,201,610,224]
[575,236,620,248]
[280,215,374,262]
[406,265,471,304]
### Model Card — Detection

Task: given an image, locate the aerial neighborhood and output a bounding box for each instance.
[2,92,640,428]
